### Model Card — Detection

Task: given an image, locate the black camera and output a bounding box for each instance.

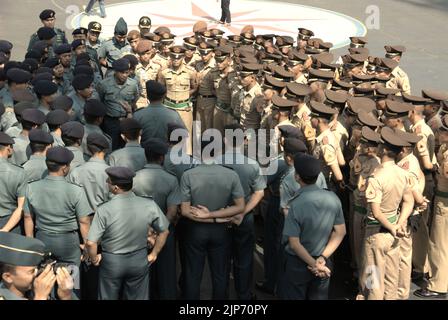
[36,253,72,276]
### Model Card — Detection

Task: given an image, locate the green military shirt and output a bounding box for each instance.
[5,125,22,139]
[87,192,169,254]
[279,167,328,209]
[24,176,93,233]
[67,157,110,210]
[66,146,85,170]
[97,38,131,69]
[27,28,67,57]
[37,102,51,116]
[10,134,30,166]
[1,109,18,131]
[180,163,244,211]
[283,184,344,257]
[133,103,185,145]
[163,146,200,182]
[107,141,146,172]
[217,151,266,202]
[0,283,26,300]
[22,154,48,182]
[133,163,181,212]
[67,91,87,123]
[81,124,111,160]
[97,76,139,118]
[0,157,26,218]
[50,132,65,147]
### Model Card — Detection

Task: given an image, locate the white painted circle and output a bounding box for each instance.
[72,0,366,49]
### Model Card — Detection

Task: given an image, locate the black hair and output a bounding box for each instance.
[30,142,48,154]
[382,143,401,159]
[122,129,141,141]
[0,263,16,278]
[115,182,133,192]
[87,144,104,155]
[61,136,80,147]
[47,124,60,132]
[144,147,164,164]
[299,175,319,185]
[20,120,36,131]
[45,160,65,173]
[84,114,100,125]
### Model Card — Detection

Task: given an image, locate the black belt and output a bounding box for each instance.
[199,94,216,99]
[165,97,190,104]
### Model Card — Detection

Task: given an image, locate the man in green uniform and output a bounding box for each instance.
[10,108,46,166]
[180,139,245,299]
[28,10,68,57]
[0,232,74,300]
[68,74,94,123]
[98,17,131,77]
[108,119,145,171]
[34,80,58,115]
[133,138,181,299]
[46,109,70,147]
[217,123,266,300]
[23,146,93,267]
[86,167,170,300]
[278,153,346,300]
[0,132,26,234]
[22,129,53,182]
[87,22,103,54]
[68,133,110,211]
[97,58,139,150]
[81,99,111,160]
[134,80,185,145]
[61,121,86,170]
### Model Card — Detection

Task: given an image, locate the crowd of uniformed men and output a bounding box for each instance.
[0,8,447,300]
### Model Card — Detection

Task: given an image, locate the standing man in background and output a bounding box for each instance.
[219,0,231,26]
[85,0,107,19]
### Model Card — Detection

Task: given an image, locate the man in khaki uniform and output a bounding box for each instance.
[375,58,411,95]
[309,100,344,190]
[393,130,427,300]
[195,42,217,132]
[182,37,202,68]
[349,127,381,274]
[385,45,411,94]
[415,117,448,298]
[238,63,264,132]
[211,45,236,135]
[135,40,161,109]
[286,83,312,131]
[158,46,197,155]
[408,103,437,280]
[358,127,414,300]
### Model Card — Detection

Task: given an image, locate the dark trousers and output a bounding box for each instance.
[80,263,99,300]
[232,212,255,300]
[220,0,231,23]
[277,253,331,300]
[151,224,177,299]
[98,248,150,300]
[263,196,284,291]
[101,116,125,151]
[36,230,81,266]
[182,220,231,300]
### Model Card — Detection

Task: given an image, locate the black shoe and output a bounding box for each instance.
[255,281,274,295]
[414,289,447,299]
